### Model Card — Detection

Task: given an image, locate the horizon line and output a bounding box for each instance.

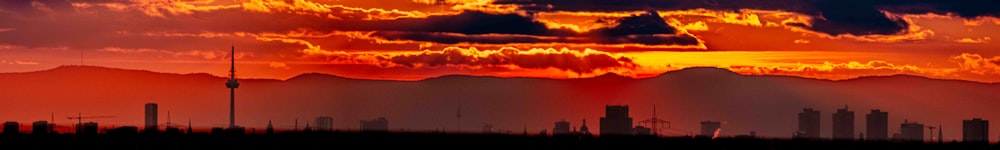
[1,64,996,84]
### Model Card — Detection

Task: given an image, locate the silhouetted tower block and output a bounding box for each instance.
[31,121,49,135]
[3,122,19,134]
[600,105,633,135]
[107,126,138,136]
[700,121,722,137]
[866,109,889,140]
[553,120,571,135]
[266,120,274,135]
[900,120,925,141]
[963,118,989,142]
[832,105,854,140]
[633,126,651,135]
[796,108,820,139]
[145,103,158,131]
[315,117,333,132]
[361,117,388,132]
[80,122,98,135]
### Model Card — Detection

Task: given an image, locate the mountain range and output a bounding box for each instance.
[0,65,997,140]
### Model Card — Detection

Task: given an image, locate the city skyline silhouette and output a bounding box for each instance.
[0,0,998,149]
[0,65,997,142]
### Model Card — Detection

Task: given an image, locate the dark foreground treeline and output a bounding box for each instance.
[0,132,997,150]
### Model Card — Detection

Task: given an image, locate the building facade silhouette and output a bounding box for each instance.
[866,109,888,140]
[700,121,722,137]
[145,103,157,131]
[600,105,633,135]
[797,108,820,138]
[832,106,854,140]
[361,117,388,132]
[32,121,49,135]
[553,120,570,135]
[3,121,19,134]
[900,120,924,141]
[963,118,989,142]
[315,116,333,131]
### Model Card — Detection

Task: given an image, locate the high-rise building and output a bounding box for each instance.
[797,108,821,138]
[832,105,854,140]
[314,116,333,131]
[553,120,570,135]
[900,120,924,141]
[145,103,158,131]
[700,121,722,137]
[866,109,888,140]
[32,121,49,135]
[266,120,274,135]
[80,122,98,135]
[361,117,388,132]
[963,118,989,142]
[600,105,633,135]
[3,121,19,134]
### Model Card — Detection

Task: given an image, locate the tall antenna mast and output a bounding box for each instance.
[225,45,241,129]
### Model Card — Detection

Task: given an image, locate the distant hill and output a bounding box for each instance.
[0,65,997,140]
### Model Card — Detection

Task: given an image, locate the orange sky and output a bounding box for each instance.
[0,0,998,82]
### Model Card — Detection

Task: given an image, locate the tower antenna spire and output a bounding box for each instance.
[225,45,241,129]
[230,45,235,78]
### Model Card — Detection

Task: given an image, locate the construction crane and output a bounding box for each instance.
[639,105,670,136]
[67,113,115,132]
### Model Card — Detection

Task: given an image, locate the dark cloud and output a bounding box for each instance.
[798,1,909,35]
[494,0,1000,35]
[367,11,576,36]
[493,0,812,13]
[382,48,635,73]
[0,1,699,50]
[370,10,700,45]
[590,10,676,36]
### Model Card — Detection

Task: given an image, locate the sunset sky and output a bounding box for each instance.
[1,0,999,82]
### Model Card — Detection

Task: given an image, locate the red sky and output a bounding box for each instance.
[0,0,998,82]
